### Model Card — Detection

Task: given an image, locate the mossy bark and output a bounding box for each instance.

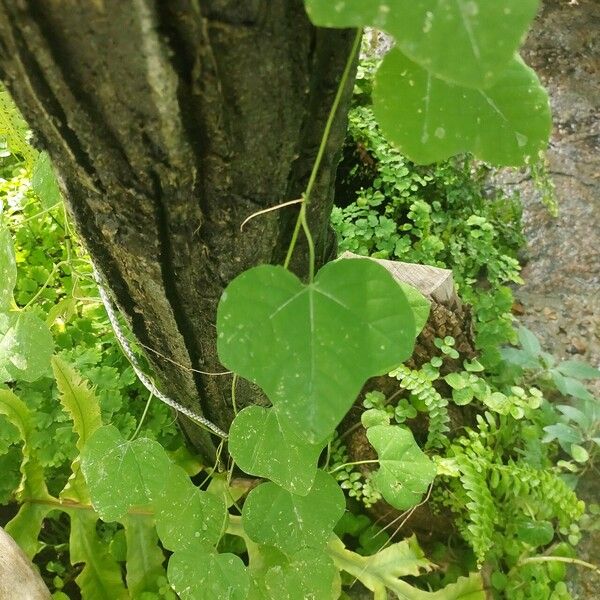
[0,1,357,460]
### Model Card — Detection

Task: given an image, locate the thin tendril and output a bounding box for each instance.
[129,391,154,441]
[283,28,362,273]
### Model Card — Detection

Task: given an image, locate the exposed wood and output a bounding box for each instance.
[0,1,358,460]
[0,527,50,600]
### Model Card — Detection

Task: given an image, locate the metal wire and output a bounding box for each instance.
[93,266,228,439]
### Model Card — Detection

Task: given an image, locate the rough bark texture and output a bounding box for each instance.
[0,1,357,460]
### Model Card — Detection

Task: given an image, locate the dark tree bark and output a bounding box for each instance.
[0,1,357,460]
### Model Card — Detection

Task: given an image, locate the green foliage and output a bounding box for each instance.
[306,0,550,165]
[332,102,525,364]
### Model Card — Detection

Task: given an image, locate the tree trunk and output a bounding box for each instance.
[0,1,357,460]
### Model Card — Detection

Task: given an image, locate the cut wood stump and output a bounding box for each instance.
[0,527,50,600]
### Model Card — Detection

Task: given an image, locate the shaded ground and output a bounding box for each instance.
[497,1,600,596]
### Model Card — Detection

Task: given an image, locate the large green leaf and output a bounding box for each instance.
[69,510,128,600]
[5,503,52,559]
[398,283,430,336]
[374,51,551,166]
[228,406,324,495]
[81,425,226,549]
[0,311,54,382]
[218,258,415,442]
[367,425,436,510]
[305,0,539,88]
[0,227,17,311]
[168,544,250,600]
[242,470,345,554]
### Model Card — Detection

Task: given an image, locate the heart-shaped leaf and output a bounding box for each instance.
[242,470,345,554]
[228,406,324,495]
[168,544,250,600]
[305,0,539,88]
[374,51,551,166]
[218,258,415,442]
[367,425,436,510]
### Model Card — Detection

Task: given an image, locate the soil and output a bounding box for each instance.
[495,1,600,597]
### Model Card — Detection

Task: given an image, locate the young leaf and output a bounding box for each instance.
[218,258,416,442]
[264,548,340,600]
[69,510,128,600]
[228,406,324,495]
[374,51,550,166]
[0,311,53,382]
[242,470,345,554]
[367,425,436,510]
[52,356,102,450]
[0,227,17,311]
[168,544,249,600]
[305,0,539,88]
[517,326,542,356]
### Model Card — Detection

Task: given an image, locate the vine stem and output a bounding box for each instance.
[283,28,363,279]
[515,556,600,574]
[328,459,379,475]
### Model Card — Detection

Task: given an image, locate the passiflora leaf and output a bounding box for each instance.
[367,425,436,510]
[374,50,551,166]
[264,548,340,600]
[398,282,430,336]
[0,311,53,382]
[69,510,128,600]
[0,227,17,311]
[305,0,539,88]
[218,258,415,442]
[228,406,324,495]
[168,544,250,600]
[242,470,345,554]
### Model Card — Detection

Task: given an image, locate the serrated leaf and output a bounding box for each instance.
[52,357,102,450]
[518,326,542,356]
[228,406,323,495]
[123,514,166,597]
[0,311,53,382]
[218,258,416,442]
[374,50,550,166]
[305,0,539,88]
[31,151,62,210]
[168,544,249,600]
[0,389,51,500]
[367,425,436,510]
[329,535,484,599]
[0,227,17,311]
[242,470,345,554]
[69,510,128,600]
[557,360,600,380]
[264,548,339,600]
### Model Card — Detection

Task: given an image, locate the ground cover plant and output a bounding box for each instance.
[0,1,598,599]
